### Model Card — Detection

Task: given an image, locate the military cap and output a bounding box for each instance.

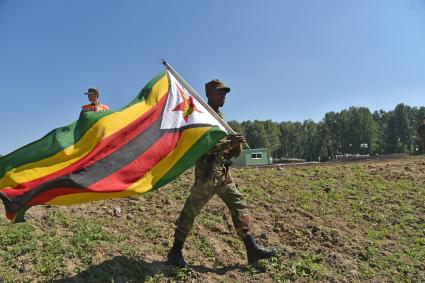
[205,79,230,95]
[84,88,99,95]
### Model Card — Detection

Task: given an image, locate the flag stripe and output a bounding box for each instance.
[0,73,168,189]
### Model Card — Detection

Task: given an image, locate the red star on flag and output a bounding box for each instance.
[172,83,202,122]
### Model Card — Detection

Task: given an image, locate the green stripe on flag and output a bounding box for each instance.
[153,126,227,190]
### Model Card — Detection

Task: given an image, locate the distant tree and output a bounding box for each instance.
[232,120,280,156]
[244,120,270,149]
[338,107,377,154]
[229,103,423,159]
[301,120,320,161]
[372,110,387,154]
[414,106,425,124]
[262,120,280,157]
[384,112,398,153]
[278,121,303,158]
[321,111,340,158]
[227,120,244,134]
[394,104,411,151]
[384,104,411,153]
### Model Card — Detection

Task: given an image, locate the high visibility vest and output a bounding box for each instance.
[81,103,110,113]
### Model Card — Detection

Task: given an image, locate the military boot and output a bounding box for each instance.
[167,239,187,268]
[243,234,278,264]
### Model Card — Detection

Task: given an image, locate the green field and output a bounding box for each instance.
[0,156,424,282]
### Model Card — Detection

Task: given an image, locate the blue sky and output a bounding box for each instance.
[1,0,425,154]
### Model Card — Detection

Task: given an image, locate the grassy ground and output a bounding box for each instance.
[0,156,424,282]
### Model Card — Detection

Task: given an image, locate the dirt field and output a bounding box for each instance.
[0,156,424,282]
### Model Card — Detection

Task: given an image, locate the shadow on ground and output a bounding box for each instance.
[53,256,244,283]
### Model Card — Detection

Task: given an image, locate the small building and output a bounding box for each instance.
[231,148,271,166]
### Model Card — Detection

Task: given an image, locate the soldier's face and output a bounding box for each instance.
[208,90,227,108]
[88,93,98,103]
[423,119,425,124]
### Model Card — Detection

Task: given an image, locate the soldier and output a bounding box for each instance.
[167,79,277,267]
[81,88,110,114]
[416,117,425,152]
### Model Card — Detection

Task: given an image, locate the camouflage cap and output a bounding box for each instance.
[84,88,99,95]
[205,79,230,95]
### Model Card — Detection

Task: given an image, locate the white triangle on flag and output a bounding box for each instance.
[160,70,227,132]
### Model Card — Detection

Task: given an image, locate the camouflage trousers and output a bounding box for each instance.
[174,179,251,243]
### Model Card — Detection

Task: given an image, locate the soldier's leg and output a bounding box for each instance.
[174,181,217,244]
[168,181,217,267]
[216,182,251,238]
[217,182,278,264]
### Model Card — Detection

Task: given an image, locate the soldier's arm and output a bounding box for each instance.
[210,136,233,153]
[210,134,245,154]
[228,143,243,158]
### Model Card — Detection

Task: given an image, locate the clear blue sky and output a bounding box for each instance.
[1,0,424,154]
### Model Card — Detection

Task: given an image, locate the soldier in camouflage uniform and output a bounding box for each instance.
[416,117,425,152]
[167,79,277,267]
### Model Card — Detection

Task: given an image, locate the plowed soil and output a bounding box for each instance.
[0,156,424,282]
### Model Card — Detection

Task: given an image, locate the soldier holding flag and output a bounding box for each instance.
[167,78,278,267]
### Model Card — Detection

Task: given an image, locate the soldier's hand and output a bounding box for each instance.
[229,134,246,147]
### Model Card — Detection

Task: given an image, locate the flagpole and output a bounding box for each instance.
[161,59,237,134]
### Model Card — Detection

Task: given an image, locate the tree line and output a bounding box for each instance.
[228,103,425,162]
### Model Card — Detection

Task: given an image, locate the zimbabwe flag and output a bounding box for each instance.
[0,70,228,223]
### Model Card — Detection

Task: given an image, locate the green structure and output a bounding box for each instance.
[231,148,271,166]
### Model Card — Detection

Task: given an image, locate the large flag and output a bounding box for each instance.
[0,69,228,223]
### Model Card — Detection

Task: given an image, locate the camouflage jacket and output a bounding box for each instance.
[194,112,242,185]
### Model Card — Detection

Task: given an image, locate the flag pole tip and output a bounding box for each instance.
[160,59,167,66]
